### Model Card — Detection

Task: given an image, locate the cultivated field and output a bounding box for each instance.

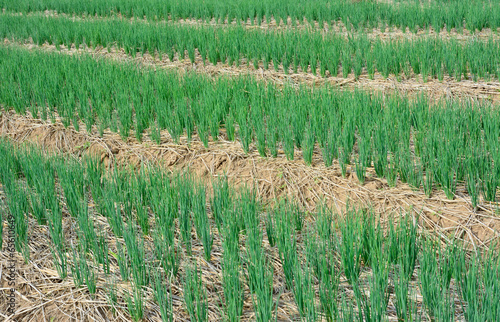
[1,1,500,321]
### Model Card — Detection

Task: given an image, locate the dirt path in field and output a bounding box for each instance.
[5,40,500,103]
[1,110,499,249]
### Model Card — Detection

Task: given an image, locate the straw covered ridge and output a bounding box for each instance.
[1,110,498,247]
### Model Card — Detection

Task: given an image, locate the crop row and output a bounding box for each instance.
[1,139,499,321]
[1,14,499,81]
[1,0,500,32]
[2,46,500,205]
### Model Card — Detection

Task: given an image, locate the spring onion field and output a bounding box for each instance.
[1,1,500,321]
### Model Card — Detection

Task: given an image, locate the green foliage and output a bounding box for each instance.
[123,223,149,287]
[274,200,299,291]
[153,270,174,322]
[178,173,194,256]
[366,222,390,322]
[221,205,244,322]
[309,206,338,322]
[70,242,98,295]
[193,183,213,261]
[454,245,500,321]
[183,262,208,322]
[390,215,419,321]
[240,191,277,321]
[419,240,455,320]
[211,175,231,232]
[4,181,30,261]
[125,285,145,322]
